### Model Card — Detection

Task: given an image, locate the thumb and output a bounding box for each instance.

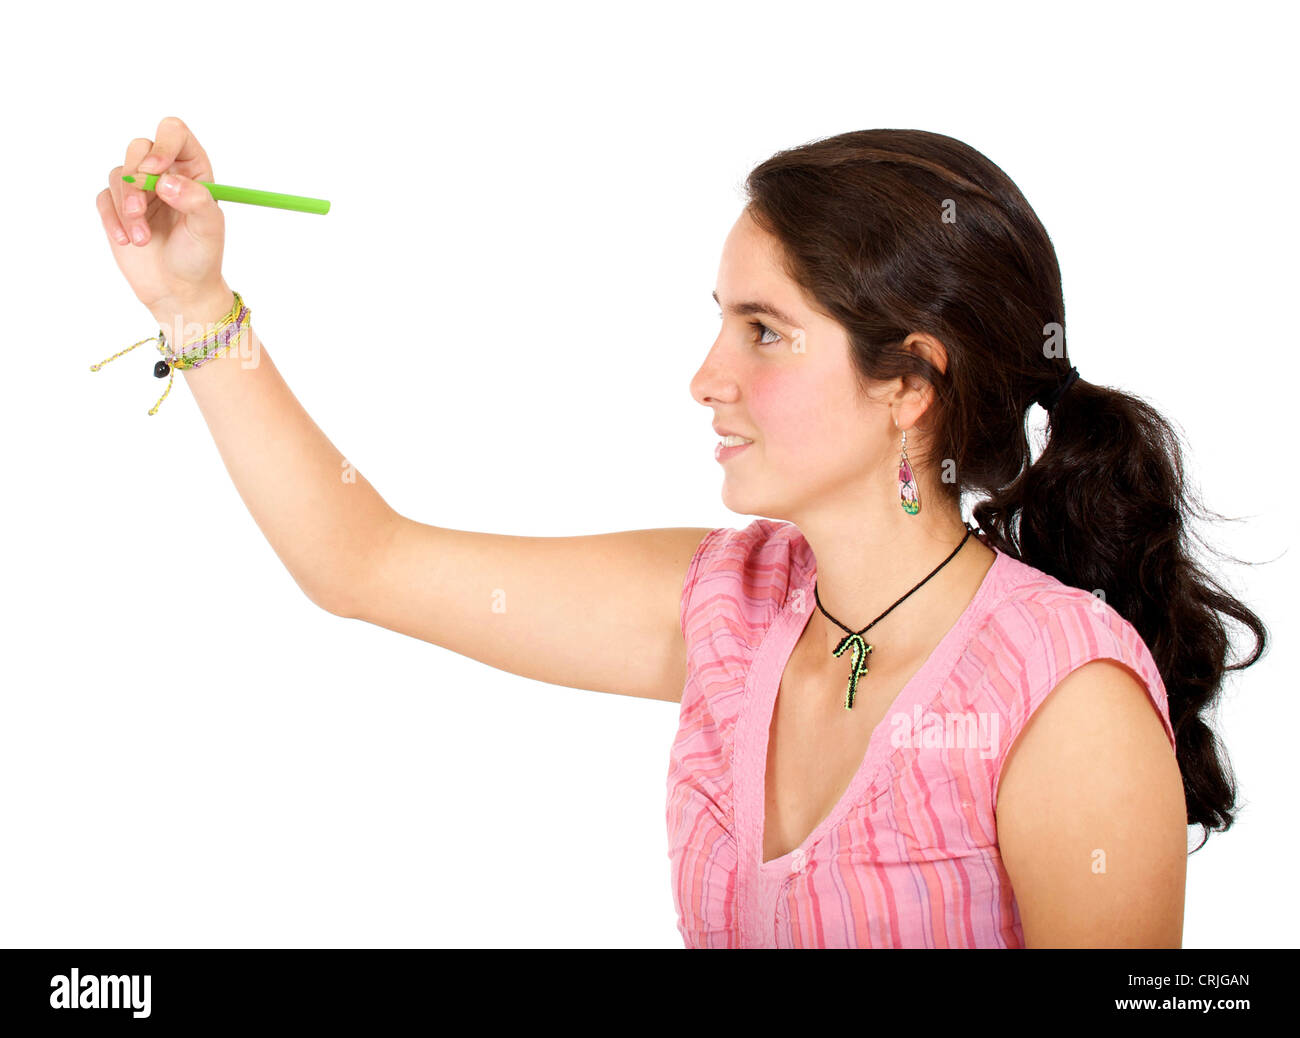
[154,172,223,238]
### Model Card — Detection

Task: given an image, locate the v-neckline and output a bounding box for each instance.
[750,537,1005,871]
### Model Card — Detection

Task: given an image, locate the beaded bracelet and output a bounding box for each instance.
[90,291,251,415]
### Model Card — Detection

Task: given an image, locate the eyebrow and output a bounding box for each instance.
[713,290,799,328]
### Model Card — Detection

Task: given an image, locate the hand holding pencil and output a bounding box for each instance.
[95,115,328,328]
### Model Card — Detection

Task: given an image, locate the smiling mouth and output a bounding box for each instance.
[715,439,753,463]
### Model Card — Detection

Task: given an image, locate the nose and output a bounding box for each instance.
[689,335,737,409]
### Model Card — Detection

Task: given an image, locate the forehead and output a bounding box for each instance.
[721,208,781,267]
[716,209,817,323]
[718,211,794,293]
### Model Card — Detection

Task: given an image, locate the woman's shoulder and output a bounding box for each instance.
[974,548,1174,749]
[982,549,1149,653]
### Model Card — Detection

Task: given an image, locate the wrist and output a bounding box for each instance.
[149,282,237,336]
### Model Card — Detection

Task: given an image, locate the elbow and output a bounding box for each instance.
[298,575,361,620]
[307,511,403,622]
[311,588,361,620]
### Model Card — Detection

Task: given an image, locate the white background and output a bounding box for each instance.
[1,0,1294,948]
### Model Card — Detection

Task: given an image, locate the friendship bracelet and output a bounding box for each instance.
[90,292,251,415]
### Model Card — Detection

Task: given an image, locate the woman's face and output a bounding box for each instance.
[690,208,897,522]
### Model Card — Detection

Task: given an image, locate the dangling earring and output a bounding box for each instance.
[898,427,920,515]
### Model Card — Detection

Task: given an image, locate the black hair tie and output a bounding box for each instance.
[1036,365,1080,412]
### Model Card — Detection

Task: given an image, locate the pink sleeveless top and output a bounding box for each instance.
[666,518,1176,948]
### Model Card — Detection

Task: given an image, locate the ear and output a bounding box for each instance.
[889,332,948,429]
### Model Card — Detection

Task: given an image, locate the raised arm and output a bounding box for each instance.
[97,117,711,704]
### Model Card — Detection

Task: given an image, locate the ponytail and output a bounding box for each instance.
[973,379,1267,850]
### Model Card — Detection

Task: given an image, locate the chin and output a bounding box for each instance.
[721,481,788,522]
[719,482,758,517]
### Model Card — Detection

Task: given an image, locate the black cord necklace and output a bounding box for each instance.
[813,524,976,710]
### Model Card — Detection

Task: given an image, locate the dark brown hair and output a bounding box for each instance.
[743,129,1267,851]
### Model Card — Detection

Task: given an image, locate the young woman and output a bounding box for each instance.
[97,118,1266,949]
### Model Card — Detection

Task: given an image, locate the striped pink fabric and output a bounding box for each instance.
[666,518,1176,948]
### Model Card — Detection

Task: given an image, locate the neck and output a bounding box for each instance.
[793,495,992,662]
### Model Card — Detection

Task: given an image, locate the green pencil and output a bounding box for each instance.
[121,172,330,215]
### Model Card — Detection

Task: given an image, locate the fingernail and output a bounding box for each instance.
[139,155,164,173]
[132,226,147,244]
[158,174,179,194]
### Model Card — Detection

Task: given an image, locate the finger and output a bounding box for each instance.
[107,165,136,240]
[108,165,125,221]
[121,137,155,246]
[96,187,130,247]
[153,171,224,241]
[138,115,212,180]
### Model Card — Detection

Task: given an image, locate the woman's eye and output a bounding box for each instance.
[716,312,781,347]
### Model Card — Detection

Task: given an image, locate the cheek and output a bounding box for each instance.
[748,366,825,449]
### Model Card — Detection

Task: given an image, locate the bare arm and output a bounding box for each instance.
[166,292,709,701]
[134,287,709,702]
[97,117,711,703]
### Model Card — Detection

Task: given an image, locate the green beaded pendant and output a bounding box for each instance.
[832,632,874,710]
